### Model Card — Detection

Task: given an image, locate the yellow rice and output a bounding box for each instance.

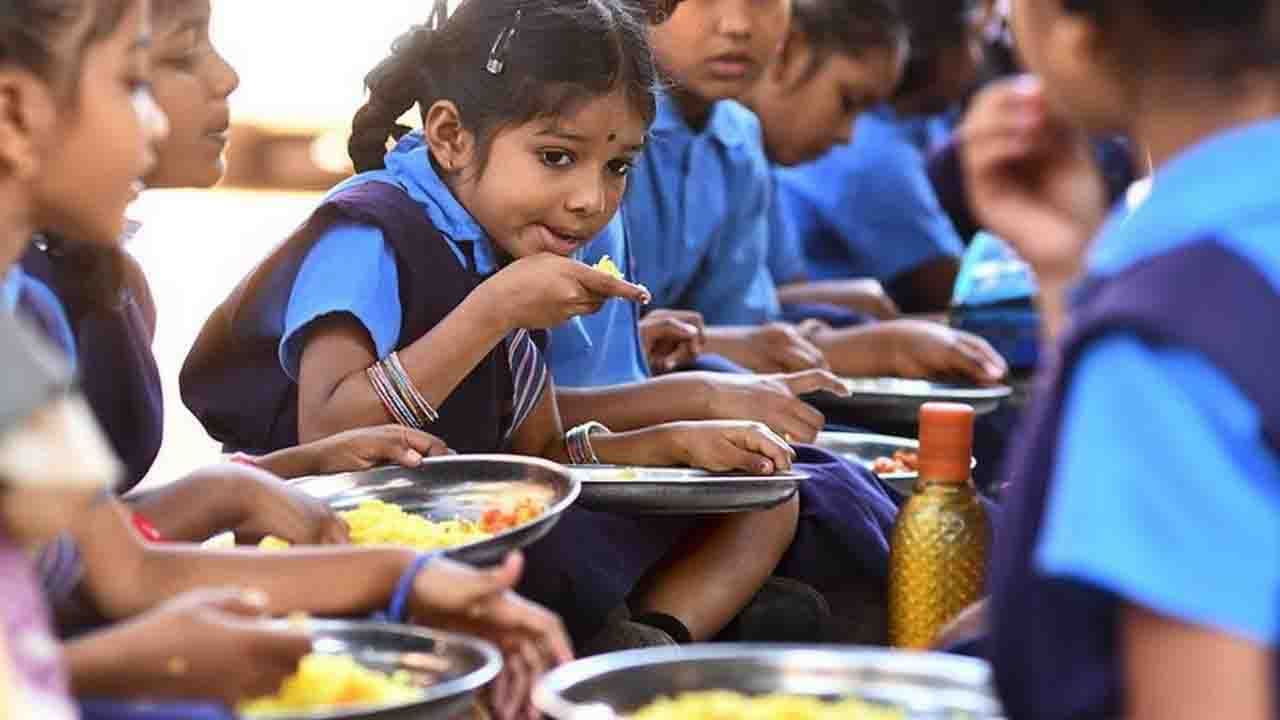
[238,653,420,717]
[630,691,905,720]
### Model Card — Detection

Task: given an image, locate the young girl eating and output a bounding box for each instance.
[961,1,1280,717]
[183,0,804,651]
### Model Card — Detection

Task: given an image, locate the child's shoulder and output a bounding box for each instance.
[707,100,770,175]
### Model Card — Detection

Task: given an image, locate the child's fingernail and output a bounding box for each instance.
[243,589,269,607]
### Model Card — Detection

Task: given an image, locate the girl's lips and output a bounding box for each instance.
[707,54,754,80]
[537,224,586,255]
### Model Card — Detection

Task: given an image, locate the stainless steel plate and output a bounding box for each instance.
[571,466,804,515]
[535,644,1004,719]
[811,378,1013,424]
[240,619,500,720]
[289,454,579,565]
[814,432,977,498]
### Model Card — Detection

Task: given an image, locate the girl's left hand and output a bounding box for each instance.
[408,553,573,720]
[640,309,706,372]
[662,420,797,475]
[252,426,453,480]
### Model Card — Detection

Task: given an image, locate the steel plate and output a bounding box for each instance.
[535,644,1004,719]
[810,378,1013,424]
[240,619,500,720]
[289,454,579,565]
[571,466,804,515]
[815,432,977,498]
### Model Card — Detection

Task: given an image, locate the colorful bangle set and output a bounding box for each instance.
[367,351,439,429]
[566,421,609,465]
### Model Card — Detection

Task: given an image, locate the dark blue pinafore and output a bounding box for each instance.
[989,240,1280,718]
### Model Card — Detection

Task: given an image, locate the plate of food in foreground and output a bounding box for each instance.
[815,432,977,498]
[570,465,805,515]
[238,619,500,720]
[272,455,578,565]
[534,644,1004,719]
[809,378,1013,424]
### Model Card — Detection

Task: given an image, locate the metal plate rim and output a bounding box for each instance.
[244,619,502,720]
[834,377,1015,402]
[534,643,999,719]
[289,454,580,561]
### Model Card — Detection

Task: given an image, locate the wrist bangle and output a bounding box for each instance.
[388,553,435,623]
[566,421,609,465]
[228,452,258,467]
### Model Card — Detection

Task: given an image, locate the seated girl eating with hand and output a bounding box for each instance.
[182,0,803,652]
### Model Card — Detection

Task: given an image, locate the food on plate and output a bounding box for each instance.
[238,653,421,717]
[871,449,918,475]
[593,255,624,279]
[257,497,546,552]
[630,691,904,719]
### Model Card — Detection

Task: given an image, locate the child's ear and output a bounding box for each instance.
[422,100,475,175]
[0,70,56,180]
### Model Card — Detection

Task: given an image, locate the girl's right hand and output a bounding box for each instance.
[959,75,1108,287]
[662,421,797,475]
[138,588,311,706]
[482,254,651,331]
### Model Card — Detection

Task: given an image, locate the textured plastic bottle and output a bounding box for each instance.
[888,402,991,649]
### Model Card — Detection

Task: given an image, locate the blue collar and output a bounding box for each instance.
[379,131,501,275]
[1,267,23,313]
[649,93,749,149]
[1089,117,1280,275]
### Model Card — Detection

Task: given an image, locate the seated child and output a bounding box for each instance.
[771,0,988,313]
[182,0,807,652]
[626,0,1008,383]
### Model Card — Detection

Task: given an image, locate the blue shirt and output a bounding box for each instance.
[774,105,964,284]
[765,172,809,286]
[279,131,584,379]
[1035,118,1280,644]
[2,266,76,368]
[624,95,781,325]
[548,212,650,387]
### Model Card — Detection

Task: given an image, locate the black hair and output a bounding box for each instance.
[893,0,978,98]
[789,0,906,84]
[349,0,658,174]
[1062,0,1280,77]
[0,0,133,101]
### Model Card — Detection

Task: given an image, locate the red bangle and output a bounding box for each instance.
[132,512,163,542]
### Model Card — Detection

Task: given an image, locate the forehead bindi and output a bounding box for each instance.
[539,96,646,149]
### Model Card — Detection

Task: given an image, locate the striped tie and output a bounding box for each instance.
[505,328,548,442]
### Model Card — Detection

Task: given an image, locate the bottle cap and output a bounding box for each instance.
[918,402,975,484]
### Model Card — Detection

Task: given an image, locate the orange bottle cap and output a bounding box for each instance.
[918,402,974,484]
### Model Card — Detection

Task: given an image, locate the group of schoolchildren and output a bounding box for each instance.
[2,0,1277,718]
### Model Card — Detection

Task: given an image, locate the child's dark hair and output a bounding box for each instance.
[1063,0,1280,78]
[349,0,658,174]
[789,0,906,84]
[894,0,977,98]
[0,0,133,100]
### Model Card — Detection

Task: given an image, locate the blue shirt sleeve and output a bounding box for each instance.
[1036,334,1280,644]
[833,137,964,282]
[279,221,403,380]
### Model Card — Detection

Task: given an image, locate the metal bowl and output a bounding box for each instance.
[241,619,500,720]
[809,378,1013,424]
[535,644,1003,719]
[289,454,579,565]
[815,432,977,498]
[571,466,803,515]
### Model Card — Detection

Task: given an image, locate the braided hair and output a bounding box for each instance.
[349,0,658,174]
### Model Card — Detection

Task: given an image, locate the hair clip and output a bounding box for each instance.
[486,9,522,75]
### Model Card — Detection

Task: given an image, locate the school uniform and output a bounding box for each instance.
[181,131,699,645]
[989,118,1280,718]
[774,105,964,286]
[23,243,164,492]
[623,95,781,326]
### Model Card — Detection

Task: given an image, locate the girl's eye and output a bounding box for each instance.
[540,150,574,168]
[607,158,634,177]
